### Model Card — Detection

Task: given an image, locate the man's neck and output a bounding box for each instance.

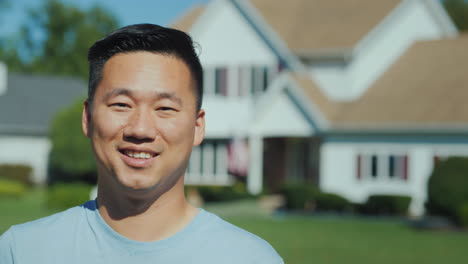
[96,178,199,242]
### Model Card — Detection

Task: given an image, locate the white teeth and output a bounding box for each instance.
[125,151,153,159]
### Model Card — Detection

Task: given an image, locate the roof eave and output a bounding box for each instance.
[329,123,468,135]
[296,48,353,63]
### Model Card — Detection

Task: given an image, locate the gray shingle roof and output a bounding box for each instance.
[0,73,87,136]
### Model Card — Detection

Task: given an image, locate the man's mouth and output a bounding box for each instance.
[120,149,157,159]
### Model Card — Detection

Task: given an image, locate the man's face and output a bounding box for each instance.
[82,51,205,193]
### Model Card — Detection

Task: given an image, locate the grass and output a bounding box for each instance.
[0,188,60,232]
[206,200,468,264]
[1,190,468,264]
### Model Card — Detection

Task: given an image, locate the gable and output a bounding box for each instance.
[189,0,277,66]
[333,35,468,128]
[251,85,316,137]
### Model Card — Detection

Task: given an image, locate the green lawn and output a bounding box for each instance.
[1,190,468,264]
[0,188,61,232]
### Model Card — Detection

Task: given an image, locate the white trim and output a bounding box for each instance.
[421,0,458,37]
[287,74,331,130]
[247,134,263,194]
[352,0,457,57]
[353,0,410,55]
[232,0,306,73]
[330,123,468,134]
[249,73,331,135]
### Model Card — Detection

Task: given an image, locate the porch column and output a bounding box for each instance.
[248,135,263,194]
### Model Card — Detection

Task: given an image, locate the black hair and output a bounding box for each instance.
[87,23,203,110]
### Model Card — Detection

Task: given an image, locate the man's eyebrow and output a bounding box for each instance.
[103,88,132,101]
[103,88,183,106]
[155,91,183,106]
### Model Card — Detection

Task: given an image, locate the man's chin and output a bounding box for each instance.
[118,179,161,192]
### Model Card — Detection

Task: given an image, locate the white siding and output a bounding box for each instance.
[0,136,51,184]
[191,0,277,66]
[202,96,253,138]
[251,90,314,137]
[320,141,468,217]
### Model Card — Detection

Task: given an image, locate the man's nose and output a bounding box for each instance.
[123,108,157,143]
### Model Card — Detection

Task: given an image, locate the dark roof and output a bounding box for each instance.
[0,73,87,136]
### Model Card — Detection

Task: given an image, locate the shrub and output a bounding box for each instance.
[186,182,254,203]
[315,192,352,212]
[0,179,27,197]
[48,97,96,183]
[280,184,351,212]
[426,157,468,225]
[0,164,33,186]
[280,184,317,210]
[359,195,411,216]
[457,202,468,228]
[47,183,93,210]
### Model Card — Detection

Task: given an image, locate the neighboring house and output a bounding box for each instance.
[173,0,468,217]
[0,66,87,184]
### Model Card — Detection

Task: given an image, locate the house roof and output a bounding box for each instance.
[171,0,401,54]
[248,0,401,54]
[291,35,468,130]
[0,73,87,136]
[171,4,206,32]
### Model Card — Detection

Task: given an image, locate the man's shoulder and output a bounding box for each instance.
[0,201,98,263]
[6,200,93,240]
[195,210,283,263]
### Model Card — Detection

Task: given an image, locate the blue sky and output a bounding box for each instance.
[0,0,209,35]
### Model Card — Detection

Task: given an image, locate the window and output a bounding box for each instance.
[371,155,378,178]
[356,153,408,181]
[214,68,228,96]
[186,140,230,185]
[203,64,280,97]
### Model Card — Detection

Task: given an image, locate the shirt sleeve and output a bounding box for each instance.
[0,228,15,264]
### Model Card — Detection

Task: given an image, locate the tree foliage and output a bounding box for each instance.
[426,157,468,225]
[443,0,468,31]
[49,97,96,182]
[0,0,119,79]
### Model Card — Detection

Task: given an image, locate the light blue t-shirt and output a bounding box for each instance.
[0,200,283,264]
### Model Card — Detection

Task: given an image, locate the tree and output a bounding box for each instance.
[48,97,96,184]
[443,0,468,31]
[426,157,468,226]
[0,0,119,79]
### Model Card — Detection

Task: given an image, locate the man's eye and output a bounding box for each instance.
[157,107,175,111]
[110,103,129,108]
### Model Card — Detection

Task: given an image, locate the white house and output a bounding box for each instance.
[172,0,468,217]
[0,68,87,184]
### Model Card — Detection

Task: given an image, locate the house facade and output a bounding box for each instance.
[173,0,468,217]
[0,68,87,184]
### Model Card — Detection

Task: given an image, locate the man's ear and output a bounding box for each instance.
[82,100,92,138]
[193,109,205,146]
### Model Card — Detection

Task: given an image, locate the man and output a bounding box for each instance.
[0,24,283,263]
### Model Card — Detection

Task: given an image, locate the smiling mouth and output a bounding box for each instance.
[119,149,158,159]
